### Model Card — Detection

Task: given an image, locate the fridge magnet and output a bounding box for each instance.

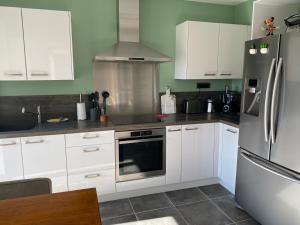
[263,17,279,36]
[260,43,269,54]
[249,44,257,55]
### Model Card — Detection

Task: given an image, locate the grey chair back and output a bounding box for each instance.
[0,178,52,201]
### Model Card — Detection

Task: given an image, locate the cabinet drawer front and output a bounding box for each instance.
[0,138,23,182]
[21,135,67,176]
[65,131,114,147]
[68,169,116,195]
[67,143,115,171]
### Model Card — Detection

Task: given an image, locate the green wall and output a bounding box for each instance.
[0,0,253,96]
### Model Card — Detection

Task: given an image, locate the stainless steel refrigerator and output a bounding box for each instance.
[237,31,300,225]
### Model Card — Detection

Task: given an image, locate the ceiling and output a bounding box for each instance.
[186,0,249,5]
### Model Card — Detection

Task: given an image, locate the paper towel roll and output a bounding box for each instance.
[77,102,87,121]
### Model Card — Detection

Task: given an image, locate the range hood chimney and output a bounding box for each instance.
[94,0,172,62]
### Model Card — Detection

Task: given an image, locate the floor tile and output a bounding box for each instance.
[199,184,231,198]
[101,215,137,225]
[236,219,261,225]
[137,207,187,225]
[166,188,207,206]
[213,196,251,222]
[100,199,134,220]
[177,200,233,225]
[129,193,171,213]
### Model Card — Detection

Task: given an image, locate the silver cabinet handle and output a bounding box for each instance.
[264,58,276,143]
[31,71,49,76]
[85,173,101,179]
[185,127,198,131]
[25,139,44,144]
[204,73,216,76]
[4,72,23,76]
[220,73,232,76]
[168,128,181,132]
[0,141,17,146]
[83,134,99,139]
[226,128,237,134]
[271,57,283,144]
[83,147,100,153]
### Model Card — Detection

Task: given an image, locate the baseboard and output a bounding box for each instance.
[98,177,219,202]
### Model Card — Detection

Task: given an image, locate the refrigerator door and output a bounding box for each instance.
[239,35,280,159]
[236,149,300,225]
[270,31,300,173]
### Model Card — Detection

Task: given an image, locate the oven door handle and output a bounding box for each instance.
[118,137,164,145]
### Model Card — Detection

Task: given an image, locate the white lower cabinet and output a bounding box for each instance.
[220,124,239,194]
[0,138,23,181]
[166,126,182,184]
[181,123,215,182]
[68,169,115,195]
[66,132,116,196]
[21,135,68,193]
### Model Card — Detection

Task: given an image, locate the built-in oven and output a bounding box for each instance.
[115,128,166,182]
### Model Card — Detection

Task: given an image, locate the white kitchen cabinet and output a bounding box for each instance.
[66,130,116,195]
[68,169,116,196]
[22,8,74,80]
[175,21,219,80]
[220,124,239,194]
[218,24,248,79]
[0,7,27,80]
[175,21,248,80]
[0,138,23,182]
[65,131,114,147]
[166,126,182,184]
[181,123,215,182]
[21,135,68,193]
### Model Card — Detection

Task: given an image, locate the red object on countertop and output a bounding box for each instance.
[156,113,169,119]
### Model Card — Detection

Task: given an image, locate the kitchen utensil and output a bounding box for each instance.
[102,91,110,114]
[206,98,214,113]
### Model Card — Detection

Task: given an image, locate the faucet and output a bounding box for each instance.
[22,105,42,124]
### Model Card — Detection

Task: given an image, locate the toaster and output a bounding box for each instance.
[182,99,203,114]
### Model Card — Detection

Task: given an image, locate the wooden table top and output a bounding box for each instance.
[0,188,102,225]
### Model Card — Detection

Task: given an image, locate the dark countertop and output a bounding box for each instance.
[0,113,239,139]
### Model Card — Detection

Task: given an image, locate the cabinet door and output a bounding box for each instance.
[0,7,26,80]
[0,138,23,181]
[220,124,239,194]
[22,8,74,80]
[182,124,215,182]
[166,126,182,184]
[218,24,247,79]
[21,135,68,193]
[187,22,219,79]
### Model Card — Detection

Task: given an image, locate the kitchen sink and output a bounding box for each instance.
[0,115,36,132]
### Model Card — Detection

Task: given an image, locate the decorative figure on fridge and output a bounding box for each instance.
[263,17,279,36]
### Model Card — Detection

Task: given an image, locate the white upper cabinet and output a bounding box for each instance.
[218,24,248,79]
[175,21,248,80]
[22,8,74,80]
[0,7,27,80]
[175,21,219,79]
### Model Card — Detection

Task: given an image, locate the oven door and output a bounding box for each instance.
[116,137,166,182]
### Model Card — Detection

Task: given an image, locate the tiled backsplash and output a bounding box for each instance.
[0,91,241,124]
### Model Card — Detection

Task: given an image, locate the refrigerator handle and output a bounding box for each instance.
[270,57,283,144]
[264,58,276,142]
[241,150,300,184]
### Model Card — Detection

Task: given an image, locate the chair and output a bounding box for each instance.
[0,178,52,201]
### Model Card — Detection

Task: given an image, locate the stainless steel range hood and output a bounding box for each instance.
[94,0,171,63]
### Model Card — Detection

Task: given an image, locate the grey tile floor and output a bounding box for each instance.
[100,184,261,225]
